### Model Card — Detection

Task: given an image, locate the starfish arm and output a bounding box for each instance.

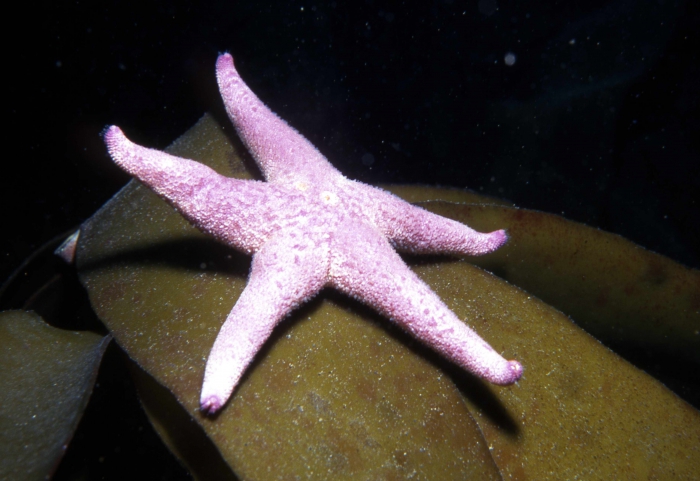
[329,223,522,385]
[215,53,339,184]
[104,126,288,253]
[200,233,329,414]
[359,184,508,255]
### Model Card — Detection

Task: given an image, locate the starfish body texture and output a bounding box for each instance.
[104,53,523,414]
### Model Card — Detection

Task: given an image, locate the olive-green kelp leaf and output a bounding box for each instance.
[77,113,700,479]
[412,260,700,479]
[0,310,110,481]
[420,202,700,366]
[127,300,501,480]
[128,360,240,481]
[77,115,501,479]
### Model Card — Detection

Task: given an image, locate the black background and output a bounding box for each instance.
[4,0,699,285]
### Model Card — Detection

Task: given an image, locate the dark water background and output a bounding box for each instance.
[4,0,698,285]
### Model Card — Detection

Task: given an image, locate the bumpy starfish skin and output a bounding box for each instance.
[104,53,523,414]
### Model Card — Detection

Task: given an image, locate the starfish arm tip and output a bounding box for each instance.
[102,125,131,161]
[508,359,524,381]
[102,124,122,142]
[472,228,509,255]
[493,228,509,249]
[494,359,523,385]
[480,359,523,385]
[200,394,225,415]
[216,52,234,69]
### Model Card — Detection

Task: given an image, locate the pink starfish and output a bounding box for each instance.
[104,53,523,415]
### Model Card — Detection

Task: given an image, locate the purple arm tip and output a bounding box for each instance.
[200,395,224,415]
[216,52,234,69]
[495,229,509,250]
[508,360,523,383]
